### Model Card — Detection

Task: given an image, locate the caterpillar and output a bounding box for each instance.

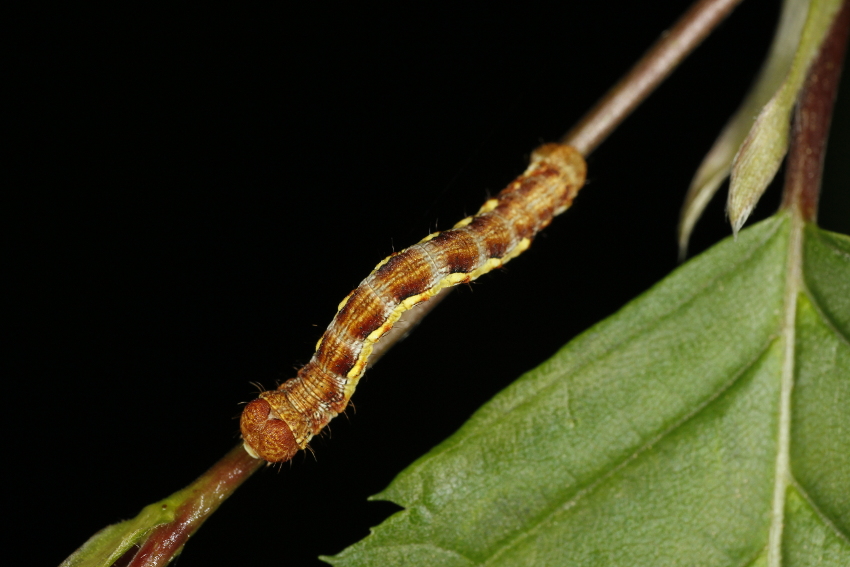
[241,143,587,462]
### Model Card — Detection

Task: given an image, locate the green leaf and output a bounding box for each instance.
[727,0,843,234]
[326,214,849,566]
[678,0,808,257]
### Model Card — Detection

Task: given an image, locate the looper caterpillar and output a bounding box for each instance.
[241,143,586,462]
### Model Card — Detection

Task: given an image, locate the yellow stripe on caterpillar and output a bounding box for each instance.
[477,198,500,214]
[337,291,354,312]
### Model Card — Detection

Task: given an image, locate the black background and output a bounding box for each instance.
[12,1,849,566]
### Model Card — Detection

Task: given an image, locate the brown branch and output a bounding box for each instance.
[561,0,744,155]
[781,0,849,221]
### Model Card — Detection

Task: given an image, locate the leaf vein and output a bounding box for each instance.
[789,476,850,544]
[802,288,850,347]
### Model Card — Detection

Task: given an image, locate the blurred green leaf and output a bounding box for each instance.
[327,214,849,566]
[678,0,808,258]
[727,0,843,234]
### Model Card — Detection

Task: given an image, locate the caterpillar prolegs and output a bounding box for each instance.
[240,143,586,462]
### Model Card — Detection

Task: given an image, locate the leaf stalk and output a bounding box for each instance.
[781,0,849,221]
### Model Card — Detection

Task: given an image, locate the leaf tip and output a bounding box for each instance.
[727,201,753,238]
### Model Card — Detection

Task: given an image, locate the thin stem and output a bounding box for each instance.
[562,0,744,155]
[781,0,849,221]
[124,445,262,567]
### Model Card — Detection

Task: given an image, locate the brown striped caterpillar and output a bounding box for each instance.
[241,143,586,462]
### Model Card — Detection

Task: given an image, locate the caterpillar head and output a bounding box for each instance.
[240,398,300,463]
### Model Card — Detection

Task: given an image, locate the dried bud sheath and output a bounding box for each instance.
[241,144,586,462]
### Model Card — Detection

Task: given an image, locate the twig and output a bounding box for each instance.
[562,0,745,155]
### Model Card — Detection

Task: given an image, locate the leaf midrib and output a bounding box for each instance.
[767,209,804,567]
[786,228,850,544]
